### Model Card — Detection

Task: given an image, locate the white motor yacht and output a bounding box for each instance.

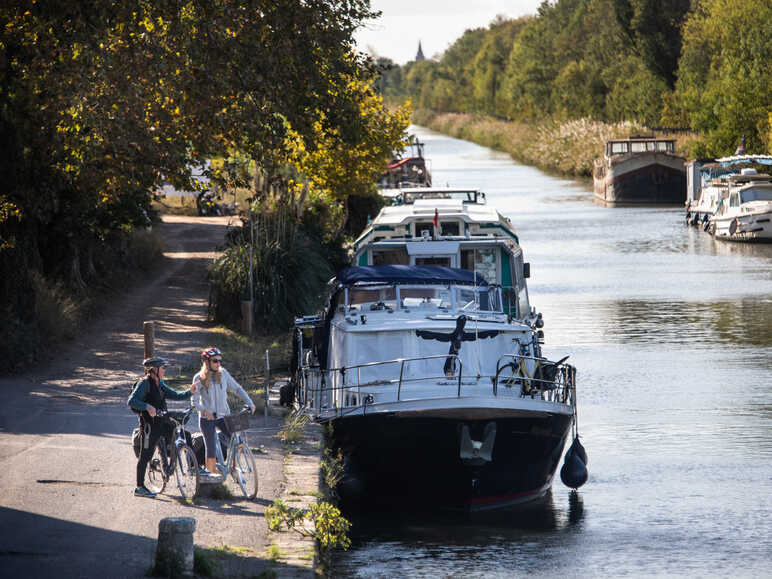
[711,169,772,242]
[291,265,584,510]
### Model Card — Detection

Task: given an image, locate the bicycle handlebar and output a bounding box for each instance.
[154,407,194,425]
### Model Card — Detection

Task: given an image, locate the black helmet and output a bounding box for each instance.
[142,356,168,368]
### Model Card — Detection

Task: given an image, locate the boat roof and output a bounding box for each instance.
[373,197,500,227]
[716,155,772,166]
[381,187,485,204]
[334,265,489,287]
[606,136,676,144]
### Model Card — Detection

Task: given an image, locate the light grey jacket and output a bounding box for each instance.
[191,367,252,417]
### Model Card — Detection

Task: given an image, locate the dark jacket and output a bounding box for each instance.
[128,376,192,420]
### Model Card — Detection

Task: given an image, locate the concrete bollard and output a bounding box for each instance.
[155,517,196,577]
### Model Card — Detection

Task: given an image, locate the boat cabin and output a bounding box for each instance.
[605,137,676,158]
[354,188,531,320]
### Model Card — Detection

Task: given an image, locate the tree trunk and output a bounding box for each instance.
[295,182,308,219]
[331,198,349,239]
[86,245,98,280]
[69,246,87,291]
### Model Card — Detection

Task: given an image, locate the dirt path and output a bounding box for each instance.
[0,215,311,578]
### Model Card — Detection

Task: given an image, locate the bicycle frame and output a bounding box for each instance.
[213,428,246,477]
[151,409,196,481]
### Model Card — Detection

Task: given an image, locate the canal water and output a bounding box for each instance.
[330,126,772,577]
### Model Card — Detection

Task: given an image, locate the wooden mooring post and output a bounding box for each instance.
[143,321,155,359]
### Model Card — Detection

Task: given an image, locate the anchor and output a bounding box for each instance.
[459,422,496,466]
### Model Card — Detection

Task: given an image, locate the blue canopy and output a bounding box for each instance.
[335,265,488,286]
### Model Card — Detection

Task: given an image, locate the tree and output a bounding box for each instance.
[611,0,691,88]
[0,0,395,364]
[674,0,772,155]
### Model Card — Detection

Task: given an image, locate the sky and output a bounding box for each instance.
[355,0,543,65]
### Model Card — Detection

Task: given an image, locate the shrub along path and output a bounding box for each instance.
[0,215,315,578]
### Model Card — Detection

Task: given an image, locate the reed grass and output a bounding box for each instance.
[413,110,695,177]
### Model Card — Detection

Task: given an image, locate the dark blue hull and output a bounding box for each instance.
[328,412,573,510]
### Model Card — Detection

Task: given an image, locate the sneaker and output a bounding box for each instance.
[199,467,211,475]
[134,486,156,498]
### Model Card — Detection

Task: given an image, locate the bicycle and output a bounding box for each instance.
[212,408,259,500]
[144,407,200,499]
[495,346,570,399]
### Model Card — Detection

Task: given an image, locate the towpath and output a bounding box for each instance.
[0,215,315,577]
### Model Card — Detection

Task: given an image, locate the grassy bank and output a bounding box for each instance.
[413,109,697,177]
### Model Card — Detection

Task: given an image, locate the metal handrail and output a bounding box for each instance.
[299,352,575,412]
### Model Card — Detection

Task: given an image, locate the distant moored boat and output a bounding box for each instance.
[593,136,686,205]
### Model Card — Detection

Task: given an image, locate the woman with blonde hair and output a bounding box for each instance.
[192,346,255,477]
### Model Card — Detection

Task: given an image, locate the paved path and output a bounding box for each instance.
[0,215,315,577]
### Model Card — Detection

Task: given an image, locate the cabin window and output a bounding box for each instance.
[415,257,451,267]
[631,142,647,153]
[475,248,497,284]
[455,287,502,313]
[656,141,669,152]
[460,248,497,283]
[372,248,409,265]
[461,249,474,270]
[741,188,772,203]
[348,287,397,310]
[440,221,460,236]
[400,286,450,309]
[611,142,628,155]
[729,193,740,207]
[414,221,435,237]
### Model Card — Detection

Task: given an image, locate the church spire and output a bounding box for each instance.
[415,40,425,61]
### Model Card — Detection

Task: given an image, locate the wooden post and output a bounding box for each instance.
[264,350,270,418]
[143,321,155,359]
[240,300,253,336]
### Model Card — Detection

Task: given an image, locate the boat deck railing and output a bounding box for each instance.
[297,353,576,416]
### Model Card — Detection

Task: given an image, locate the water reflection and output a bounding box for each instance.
[593,297,772,347]
[333,492,586,578]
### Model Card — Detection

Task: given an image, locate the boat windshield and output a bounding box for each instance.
[455,286,502,312]
[740,188,772,203]
[344,284,502,313]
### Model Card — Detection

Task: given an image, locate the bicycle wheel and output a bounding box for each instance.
[175,444,199,500]
[228,443,258,499]
[145,441,167,494]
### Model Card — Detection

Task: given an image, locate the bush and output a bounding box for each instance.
[208,205,335,331]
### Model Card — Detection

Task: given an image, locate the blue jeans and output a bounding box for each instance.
[199,414,231,459]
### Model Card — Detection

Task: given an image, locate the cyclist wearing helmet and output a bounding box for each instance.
[192,346,255,477]
[128,356,196,498]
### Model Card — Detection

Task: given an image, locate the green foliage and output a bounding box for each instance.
[386,0,769,157]
[208,205,336,331]
[193,547,218,577]
[278,410,310,444]
[0,0,386,365]
[674,0,772,155]
[265,499,351,551]
[611,0,691,88]
[321,448,344,493]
